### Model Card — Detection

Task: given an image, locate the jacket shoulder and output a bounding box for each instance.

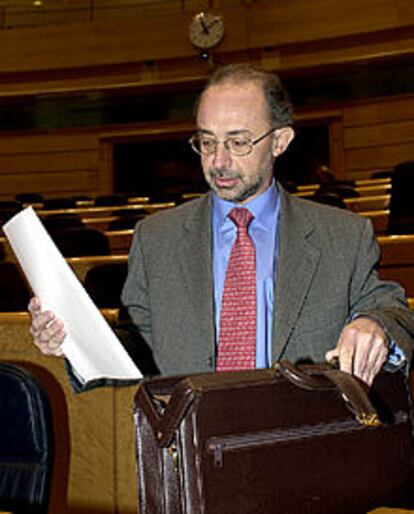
[136,194,210,236]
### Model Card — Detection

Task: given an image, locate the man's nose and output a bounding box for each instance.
[212,141,232,168]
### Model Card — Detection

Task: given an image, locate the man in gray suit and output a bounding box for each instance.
[29,64,414,385]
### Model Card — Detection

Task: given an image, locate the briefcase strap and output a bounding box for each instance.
[276,361,382,427]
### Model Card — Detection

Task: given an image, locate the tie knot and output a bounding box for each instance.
[229,208,254,228]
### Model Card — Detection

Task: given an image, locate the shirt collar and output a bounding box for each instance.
[212,180,279,230]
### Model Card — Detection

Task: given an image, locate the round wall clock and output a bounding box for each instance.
[188,11,225,50]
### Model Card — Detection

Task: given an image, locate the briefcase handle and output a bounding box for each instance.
[276,360,382,427]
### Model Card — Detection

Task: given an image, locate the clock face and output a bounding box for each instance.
[188,12,225,50]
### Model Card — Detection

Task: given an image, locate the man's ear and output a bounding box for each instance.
[272,127,295,157]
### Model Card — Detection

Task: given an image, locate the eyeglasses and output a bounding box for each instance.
[189,127,277,157]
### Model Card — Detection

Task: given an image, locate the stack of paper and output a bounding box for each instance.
[3,207,142,384]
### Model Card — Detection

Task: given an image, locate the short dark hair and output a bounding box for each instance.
[197,63,294,127]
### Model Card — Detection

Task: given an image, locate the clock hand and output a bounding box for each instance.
[205,18,219,31]
[199,15,210,34]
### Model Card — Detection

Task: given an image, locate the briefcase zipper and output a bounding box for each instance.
[207,411,408,468]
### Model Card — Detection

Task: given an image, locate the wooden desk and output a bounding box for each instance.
[359,210,389,234]
[106,230,134,255]
[1,229,134,259]
[354,183,391,196]
[344,194,390,212]
[37,202,174,218]
[378,235,414,297]
[67,254,128,282]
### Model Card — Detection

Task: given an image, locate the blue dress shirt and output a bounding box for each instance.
[211,181,404,369]
[212,181,280,368]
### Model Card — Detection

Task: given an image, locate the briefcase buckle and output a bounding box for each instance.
[356,412,382,427]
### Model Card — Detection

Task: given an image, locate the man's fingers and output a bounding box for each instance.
[28,296,65,357]
[335,329,357,375]
[30,310,55,336]
[326,317,389,385]
[28,296,41,315]
[30,315,66,356]
[364,337,388,385]
[325,348,339,364]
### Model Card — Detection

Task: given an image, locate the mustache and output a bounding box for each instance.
[209,168,240,179]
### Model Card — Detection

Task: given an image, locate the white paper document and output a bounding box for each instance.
[3,207,142,383]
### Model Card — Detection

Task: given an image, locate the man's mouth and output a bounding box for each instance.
[210,169,240,189]
[214,176,239,188]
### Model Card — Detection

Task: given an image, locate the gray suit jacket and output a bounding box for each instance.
[122,187,414,376]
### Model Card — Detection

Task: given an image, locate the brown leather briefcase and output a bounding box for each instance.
[133,362,414,514]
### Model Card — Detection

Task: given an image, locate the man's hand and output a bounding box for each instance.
[325,316,389,385]
[28,297,66,357]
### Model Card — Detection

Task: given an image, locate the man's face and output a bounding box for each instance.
[196,81,279,204]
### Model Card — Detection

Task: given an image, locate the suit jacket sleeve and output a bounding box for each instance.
[121,221,153,349]
[348,217,414,364]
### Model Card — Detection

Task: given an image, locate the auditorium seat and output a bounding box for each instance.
[371,170,393,179]
[84,261,128,308]
[15,193,44,205]
[0,201,23,225]
[42,198,76,210]
[94,194,128,206]
[309,191,346,209]
[0,362,54,514]
[71,195,93,203]
[0,262,31,311]
[107,213,146,230]
[387,161,414,234]
[42,213,85,232]
[319,184,359,198]
[50,227,110,257]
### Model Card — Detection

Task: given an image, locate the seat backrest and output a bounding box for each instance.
[107,213,146,230]
[388,161,414,234]
[310,191,346,209]
[0,263,31,311]
[84,261,128,308]
[0,363,54,514]
[51,227,110,257]
[94,194,128,207]
[42,213,85,231]
[15,193,44,205]
[42,198,76,210]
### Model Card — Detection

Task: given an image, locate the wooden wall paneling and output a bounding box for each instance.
[248,0,414,47]
[0,130,102,200]
[329,116,345,179]
[342,95,414,180]
[344,119,414,149]
[0,132,99,153]
[0,0,412,90]
[0,170,98,199]
[345,142,414,177]
[343,95,414,127]
[0,150,98,173]
[0,94,413,199]
[277,31,414,74]
[99,139,114,195]
[0,5,246,75]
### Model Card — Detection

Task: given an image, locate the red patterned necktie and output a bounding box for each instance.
[217,207,256,371]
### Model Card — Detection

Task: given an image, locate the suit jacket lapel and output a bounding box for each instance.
[178,194,216,349]
[272,190,321,362]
